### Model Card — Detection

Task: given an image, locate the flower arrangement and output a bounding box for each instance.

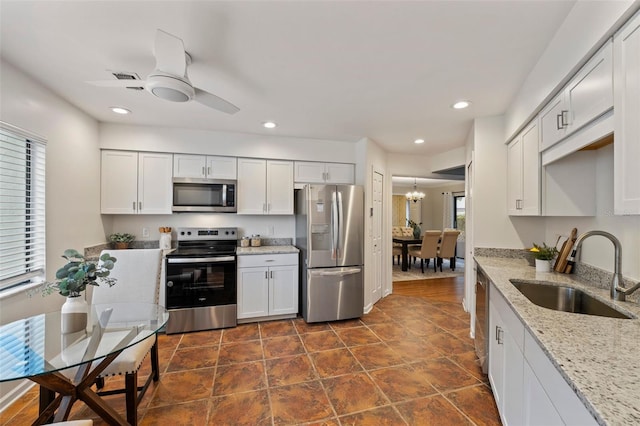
[530,243,559,261]
[407,219,422,239]
[108,233,135,243]
[33,249,117,297]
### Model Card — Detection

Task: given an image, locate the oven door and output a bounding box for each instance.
[165,256,236,309]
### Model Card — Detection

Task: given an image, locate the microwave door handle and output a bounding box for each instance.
[331,190,338,259]
[222,184,227,207]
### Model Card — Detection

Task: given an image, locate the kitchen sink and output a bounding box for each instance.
[510,280,633,319]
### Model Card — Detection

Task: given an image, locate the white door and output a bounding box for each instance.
[237,158,267,214]
[372,171,383,304]
[100,150,138,214]
[206,156,237,179]
[237,267,269,319]
[520,122,540,215]
[138,152,173,214]
[266,160,294,214]
[173,154,206,178]
[325,163,355,184]
[269,265,298,315]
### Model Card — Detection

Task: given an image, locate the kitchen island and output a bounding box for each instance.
[475,255,640,425]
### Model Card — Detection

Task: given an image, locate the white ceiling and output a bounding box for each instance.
[0,1,575,155]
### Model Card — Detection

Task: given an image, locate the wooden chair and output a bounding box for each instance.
[437,230,461,271]
[408,230,441,273]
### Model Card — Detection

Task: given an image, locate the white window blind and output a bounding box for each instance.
[0,122,46,291]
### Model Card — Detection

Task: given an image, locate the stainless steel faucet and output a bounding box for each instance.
[566,230,640,301]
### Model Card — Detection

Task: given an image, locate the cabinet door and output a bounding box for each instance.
[539,93,567,151]
[488,302,504,410]
[614,11,640,215]
[237,267,269,319]
[269,265,298,315]
[565,41,613,134]
[138,152,173,214]
[207,156,237,179]
[294,162,326,183]
[520,122,540,215]
[507,137,523,215]
[325,163,355,184]
[503,326,524,425]
[523,361,564,426]
[237,158,267,214]
[173,154,206,178]
[266,160,294,214]
[101,150,138,214]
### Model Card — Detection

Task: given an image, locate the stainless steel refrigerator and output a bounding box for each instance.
[295,184,364,322]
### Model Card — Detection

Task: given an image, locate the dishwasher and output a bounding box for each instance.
[474,264,489,374]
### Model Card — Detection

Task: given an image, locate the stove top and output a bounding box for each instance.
[168,227,238,257]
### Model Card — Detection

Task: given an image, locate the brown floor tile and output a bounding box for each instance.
[368,323,415,341]
[339,405,406,426]
[350,343,406,370]
[395,394,473,425]
[427,311,469,333]
[335,327,381,347]
[262,335,305,359]
[305,419,340,426]
[208,389,271,426]
[370,365,437,402]
[179,329,221,348]
[425,332,474,356]
[218,340,264,365]
[323,372,388,416]
[300,330,344,352]
[259,319,297,338]
[167,345,219,372]
[149,368,215,407]
[360,308,393,325]
[446,384,501,426]
[157,332,182,350]
[213,361,266,396]
[266,354,317,387]
[222,323,260,343]
[450,350,487,381]
[293,318,331,334]
[413,357,480,392]
[387,337,442,362]
[310,348,362,378]
[140,399,209,425]
[140,346,173,375]
[270,381,334,425]
[329,318,364,329]
[402,319,445,336]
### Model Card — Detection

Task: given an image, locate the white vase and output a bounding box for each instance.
[61,294,88,335]
[535,259,551,273]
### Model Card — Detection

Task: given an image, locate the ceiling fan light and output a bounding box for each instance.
[145,73,194,102]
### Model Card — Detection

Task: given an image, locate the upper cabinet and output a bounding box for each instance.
[614,10,640,215]
[539,41,613,152]
[101,150,173,214]
[507,121,540,216]
[237,158,294,215]
[173,154,237,180]
[294,161,354,184]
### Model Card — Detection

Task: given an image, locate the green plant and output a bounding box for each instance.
[32,249,117,297]
[108,233,135,243]
[530,243,559,261]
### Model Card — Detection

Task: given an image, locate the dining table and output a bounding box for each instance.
[0,302,168,425]
[392,236,422,271]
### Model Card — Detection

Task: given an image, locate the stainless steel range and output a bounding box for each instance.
[164,227,237,334]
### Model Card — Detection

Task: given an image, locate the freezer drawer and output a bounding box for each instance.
[304,266,363,322]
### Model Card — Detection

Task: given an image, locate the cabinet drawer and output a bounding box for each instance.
[237,253,298,268]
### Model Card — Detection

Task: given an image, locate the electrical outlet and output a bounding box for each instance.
[142,227,149,238]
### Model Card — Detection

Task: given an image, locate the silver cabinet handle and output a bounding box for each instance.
[207,167,211,176]
[556,113,563,130]
[202,166,206,176]
[133,201,136,212]
[496,326,504,345]
[561,110,569,127]
[270,271,273,279]
[139,201,142,211]
[265,271,268,279]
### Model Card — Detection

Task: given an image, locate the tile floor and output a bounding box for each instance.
[1,294,501,425]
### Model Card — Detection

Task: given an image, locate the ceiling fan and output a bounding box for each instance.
[88,29,239,114]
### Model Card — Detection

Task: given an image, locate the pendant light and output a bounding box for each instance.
[406,178,425,203]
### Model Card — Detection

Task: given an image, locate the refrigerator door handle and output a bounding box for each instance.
[331,190,339,259]
[310,268,361,277]
[336,190,343,259]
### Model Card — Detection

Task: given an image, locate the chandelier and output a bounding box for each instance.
[406,178,425,203]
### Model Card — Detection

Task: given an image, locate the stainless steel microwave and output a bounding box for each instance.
[172,178,236,212]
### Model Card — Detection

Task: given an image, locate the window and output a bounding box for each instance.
[0,122,46,292]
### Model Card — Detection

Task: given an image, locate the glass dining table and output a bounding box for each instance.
[0,302,168,425]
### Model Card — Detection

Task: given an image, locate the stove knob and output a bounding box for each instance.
[187,231,192,236]
[167,281,174,288]
[180,231,184,236]
[231,230,235,235]
[225,231,229,235]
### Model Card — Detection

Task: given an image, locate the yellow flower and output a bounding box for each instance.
[529,247,539,253]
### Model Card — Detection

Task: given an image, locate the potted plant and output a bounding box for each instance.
[407,219,422,239]
[530,243,559,272]
[108,233,135,249]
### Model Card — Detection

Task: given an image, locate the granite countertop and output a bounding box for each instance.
[475,256,640,425]
[236,245,299,255]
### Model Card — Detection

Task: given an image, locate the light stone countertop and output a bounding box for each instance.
[236,245,299,255]
[475,256,640,425]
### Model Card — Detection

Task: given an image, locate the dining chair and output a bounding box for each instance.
[408,230,441,273]
[91,248,163,426]
[437,230,461,271]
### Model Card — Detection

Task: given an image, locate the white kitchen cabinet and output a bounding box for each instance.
[539,41,613,152]
[507,121,540,216]
[294,161,355,184]
[237,158,293,215]
[101,150,172,214]
[522,361,564,426]
[237,253,298,320]
[173,154,237,180]
[614,10,640,215]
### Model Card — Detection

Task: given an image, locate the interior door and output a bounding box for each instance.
[372,172,383,304]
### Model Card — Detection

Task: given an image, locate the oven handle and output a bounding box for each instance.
[167,256,236,264]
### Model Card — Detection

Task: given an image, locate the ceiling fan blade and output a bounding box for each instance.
[86,79,146,88]
[194,88,240,114]
[154,29,187,77]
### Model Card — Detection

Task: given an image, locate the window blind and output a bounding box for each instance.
[0,122,46,291]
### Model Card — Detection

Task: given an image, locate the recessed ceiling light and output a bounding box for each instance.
[110,107,131,115]
[414,139,425,144]
[452,100,471,109]
[263,121,277,129]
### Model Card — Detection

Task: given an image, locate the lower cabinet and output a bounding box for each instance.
[237,253,298,320]
[489,283,597,426]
